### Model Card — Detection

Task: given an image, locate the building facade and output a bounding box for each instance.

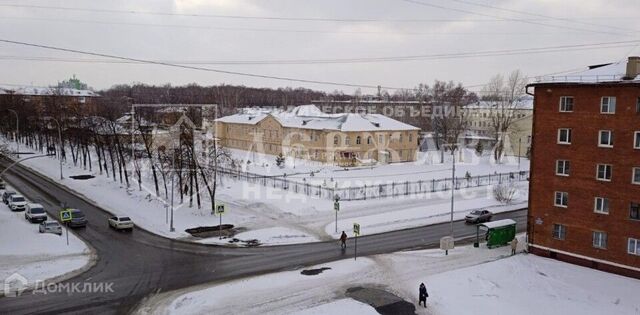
[527,57,640,278]
[215,105,420,166]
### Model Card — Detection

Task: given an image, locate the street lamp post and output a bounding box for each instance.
[334,195,340,233]
[0,154,55,178]
[449,145,457,238]
[45,117,64,180]
[518,138,522,170]
[7,109,18,158]
[170,142,176,232]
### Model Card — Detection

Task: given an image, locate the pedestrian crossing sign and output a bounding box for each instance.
[353,223,360,236]
[60,210,72,222]
[215,204,225,215]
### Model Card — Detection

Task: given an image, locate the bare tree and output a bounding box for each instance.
[482,70,528,162]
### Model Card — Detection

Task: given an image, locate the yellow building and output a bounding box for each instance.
[215,105,420,166]
[507,114,532,158]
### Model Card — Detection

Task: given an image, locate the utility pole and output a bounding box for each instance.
[170,141,175,232]
[45,117,64,180]
[450,145,456,238]
[518,138,522,170]
[7,109,18,158]
[334,195,340,233]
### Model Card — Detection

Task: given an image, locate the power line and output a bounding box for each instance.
[400,0,633,37]
[0,15,605,36]
[448,0,639,33]
[0,40,637,65]
[0,38,403,90]
[0,3,626,24]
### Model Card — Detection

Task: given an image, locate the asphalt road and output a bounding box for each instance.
[0,158,527,314]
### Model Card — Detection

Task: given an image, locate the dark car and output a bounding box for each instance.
[2,190,16,205]
[465,209,493,224]
[65,209,88,228]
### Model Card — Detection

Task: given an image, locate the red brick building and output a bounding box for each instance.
[527,57,640,278]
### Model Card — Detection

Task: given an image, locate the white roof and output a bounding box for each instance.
[465,96,533,110]
[481,219,517,229]
[216,105,420,132]
[535,61,640,84]
[0,84,99,97]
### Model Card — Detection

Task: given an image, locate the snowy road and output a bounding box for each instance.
[0,156,527,314]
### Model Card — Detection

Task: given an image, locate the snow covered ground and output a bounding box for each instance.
[2,137,528,246]
[136,239,640,315]
[0,186,93,296]
[228,147,529,188]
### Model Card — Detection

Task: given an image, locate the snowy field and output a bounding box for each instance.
[0,185,93,296]
[2,137,528,246]
[228,147,529,188]
[136,239,640,315]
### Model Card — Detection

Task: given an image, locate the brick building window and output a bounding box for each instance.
[557,128,571,144]
[559,96,574,112]
[594,197,610,214]
[356,136,361,145]
[598,130,613,147]
[628,238,640,255]
[592,231,607,249]
[554,191,568,207]
[633,167,640,184]
[635,132,640,149]
[601,97,616,114]
[637,97,640,113]
[556,160,570,176]
[596,164,612,181]
[552,224,566,240]
[631,202,640,220]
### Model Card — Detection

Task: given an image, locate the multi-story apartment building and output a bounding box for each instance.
[527,56,640,278]
[215,105,420,166]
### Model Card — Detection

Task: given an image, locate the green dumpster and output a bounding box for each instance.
[476,219,516,249]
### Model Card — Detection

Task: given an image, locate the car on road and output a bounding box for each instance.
[108,216,134,231]
[465,209,493,224]
[2,190,16,204]
[25,203,47,223]
[8,194,27,211]
[64,208,88,228]
[39,221,62,235]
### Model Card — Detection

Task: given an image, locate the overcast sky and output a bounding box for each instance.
[1,0,639,93]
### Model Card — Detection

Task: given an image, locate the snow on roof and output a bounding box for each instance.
[0,84,99,97]
[534,60,640,84]
[216,105,420,132]
[480,219,517,229]
[464,96,533,110]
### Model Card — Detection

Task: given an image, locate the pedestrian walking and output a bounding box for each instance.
[510,237,519,255]
[418,282,428,307]
[340,231,347,249]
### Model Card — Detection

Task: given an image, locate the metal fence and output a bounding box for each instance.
[216,166,529,201]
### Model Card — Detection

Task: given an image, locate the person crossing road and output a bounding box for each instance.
[340,231,347,249]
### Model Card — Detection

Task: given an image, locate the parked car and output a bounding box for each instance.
[39,221,62,235]
[465,209,493,224]
[108,216,134,231]
[8,194,27,211]
[64,208,88,228]
[2,190,16,204]
[25,203,47,223]
[0,178,5,189]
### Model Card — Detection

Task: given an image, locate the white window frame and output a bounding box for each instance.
[592,231,607,249]
[598,130,613,148]
[596,164,612,181]
[594,197,610,214]
[552,224,566,240]
[554,191,568,208]
[634,131,640,149]
[559,96,574,112]
[633,167,640,185]
[556,160,570,176]
[557,128,571,145]
[628,238,640,256]
[600,96,616,114]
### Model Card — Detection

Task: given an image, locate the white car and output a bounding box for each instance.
[108,216,134,231]
[8,194,27,211]
[25,203,47,223]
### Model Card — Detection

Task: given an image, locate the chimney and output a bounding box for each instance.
[625,56,640,80]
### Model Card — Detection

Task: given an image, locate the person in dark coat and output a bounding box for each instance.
[418,282,428,307]
[340,231,347,249]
